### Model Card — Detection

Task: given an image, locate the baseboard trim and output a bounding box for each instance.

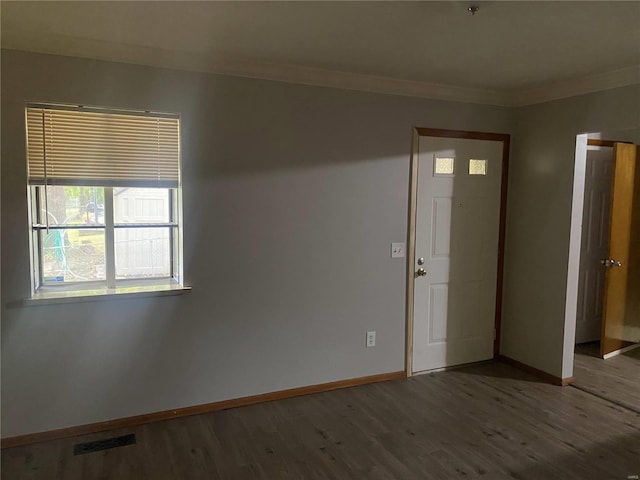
[1,370,405,449]
[602,342,640,359]
[498,355,574,386]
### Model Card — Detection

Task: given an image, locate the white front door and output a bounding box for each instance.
[412,136,503,373]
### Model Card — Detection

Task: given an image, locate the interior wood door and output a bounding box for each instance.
[412,136,503,373]
[576,148,613,344]
[601,143,638,357]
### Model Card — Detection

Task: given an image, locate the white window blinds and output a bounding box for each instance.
[26,105,180,187]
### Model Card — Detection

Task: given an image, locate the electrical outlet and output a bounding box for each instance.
[366,331,376,347]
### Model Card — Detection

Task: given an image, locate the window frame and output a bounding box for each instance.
[25,103,185,299]
[30,186,180,294]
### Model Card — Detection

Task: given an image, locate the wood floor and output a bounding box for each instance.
[574,341,640,414]
[2,360,639,480]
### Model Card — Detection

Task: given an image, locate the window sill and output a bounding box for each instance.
[19,281,191,307]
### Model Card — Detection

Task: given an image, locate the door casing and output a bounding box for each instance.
[405,128,511,376]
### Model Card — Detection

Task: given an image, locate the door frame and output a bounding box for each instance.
[566,135,638,374]
[405,128,511,376]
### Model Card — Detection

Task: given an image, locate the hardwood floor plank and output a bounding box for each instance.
[574,342,640,412]
[3,359,639,479]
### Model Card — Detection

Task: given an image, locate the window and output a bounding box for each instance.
[26,104,183,296]
[469,158,488,175]
[434,156,455,176]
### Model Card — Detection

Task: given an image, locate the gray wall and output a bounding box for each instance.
[1,50,513,437]
[501,85,640,378]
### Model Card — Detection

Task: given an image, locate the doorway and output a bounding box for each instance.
[575,144,613,345]
[406,128,510,375]
[574,137,640,359]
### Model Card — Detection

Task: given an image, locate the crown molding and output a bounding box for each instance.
[513,65,640,107]
[2,33,639,108]
[206,57,515,107]
[1,34,514,107]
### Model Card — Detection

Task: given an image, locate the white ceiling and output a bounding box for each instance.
[2,1,640,106]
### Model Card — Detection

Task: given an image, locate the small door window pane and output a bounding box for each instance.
[434,157,455,176]
[469,159,487,175]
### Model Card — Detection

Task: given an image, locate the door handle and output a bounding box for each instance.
[601,259,622,268]
[416,268,427,277]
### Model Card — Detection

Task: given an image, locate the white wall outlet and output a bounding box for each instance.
[366,331,376,347]
[391,242,405,258]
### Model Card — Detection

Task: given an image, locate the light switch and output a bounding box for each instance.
[391,242,405,258]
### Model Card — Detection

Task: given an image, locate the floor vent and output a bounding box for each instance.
[73,434,136,455]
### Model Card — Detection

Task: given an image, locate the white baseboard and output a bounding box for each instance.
[603,343,640,359]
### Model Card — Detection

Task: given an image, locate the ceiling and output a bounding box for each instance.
[2,1,639,106]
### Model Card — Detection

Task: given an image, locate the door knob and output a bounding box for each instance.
[416,268,427,277]
[601,259,622,268]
